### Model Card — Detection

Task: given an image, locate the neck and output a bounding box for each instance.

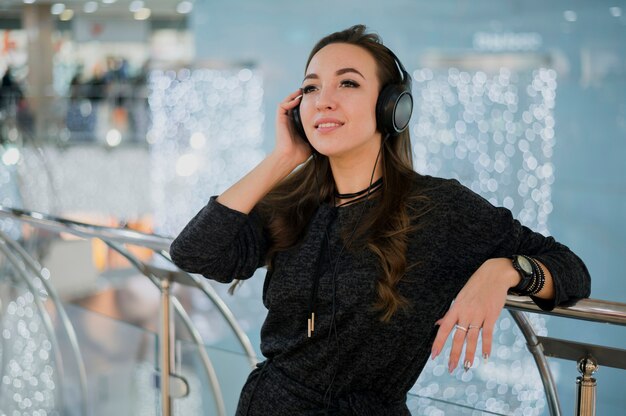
[328,140,384,204]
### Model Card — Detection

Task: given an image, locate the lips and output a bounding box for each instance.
[314,118,344,132]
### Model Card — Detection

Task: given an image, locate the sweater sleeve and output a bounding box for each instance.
[169,196,269,283]
[445,179,591,311]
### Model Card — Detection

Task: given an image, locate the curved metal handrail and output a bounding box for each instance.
[505,296,626,326]
[504,297,624,416]
[0,205,258,365]
[105,240,227,416]
[509,310,562,416]
[0,205,171,251]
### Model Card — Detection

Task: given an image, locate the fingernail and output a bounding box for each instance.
[448,361,454,374]
[295,94,302,100]
[463,360,472,372]
[482,353,489,363]
[430,348,439,360]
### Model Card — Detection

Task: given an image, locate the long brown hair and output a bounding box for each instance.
[233,25,426,321]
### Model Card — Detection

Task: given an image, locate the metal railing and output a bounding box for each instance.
[0,205,257,416]
[506,297,626,416]
[0,205,624,416]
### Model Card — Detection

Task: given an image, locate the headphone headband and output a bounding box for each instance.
[385,48,412,91]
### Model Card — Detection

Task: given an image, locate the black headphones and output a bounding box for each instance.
[291,46,413,141]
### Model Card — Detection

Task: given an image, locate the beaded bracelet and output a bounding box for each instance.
[527,256,546,295]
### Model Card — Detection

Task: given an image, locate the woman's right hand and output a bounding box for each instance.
[274,90,312,166]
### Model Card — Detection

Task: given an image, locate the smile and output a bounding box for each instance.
[314,118,345,132]
[317,122,342,128]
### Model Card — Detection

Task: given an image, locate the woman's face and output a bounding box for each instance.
[300,43,381,159]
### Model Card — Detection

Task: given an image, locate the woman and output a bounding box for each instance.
[170,25,590,416]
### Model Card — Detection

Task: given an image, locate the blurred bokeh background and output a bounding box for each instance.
[0,0,624,415]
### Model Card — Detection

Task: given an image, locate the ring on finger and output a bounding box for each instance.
[454,324,468,332]
[468,324,481,330]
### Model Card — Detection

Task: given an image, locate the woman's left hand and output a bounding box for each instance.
[430,258,519,373]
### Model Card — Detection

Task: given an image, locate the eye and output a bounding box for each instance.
[340,79,360,88]
[301,85,317,94]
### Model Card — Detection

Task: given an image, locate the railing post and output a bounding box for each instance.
[160,274,173,416]
[575,356,598,416]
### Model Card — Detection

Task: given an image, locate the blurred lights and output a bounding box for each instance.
[23,0,36,4]
[238,68,253,82]
[106,129,122,147]
[2,148,21,166]
[610,7,622,17]
[102,0,117,3]
[129,0,144,13]
[59,9,74,21]
[176,154,199,177]
[50,3,65,15]
[1,291,57,412]
[176,1,193,14]
[148,67,265,237]
[190,132,207,149]
[412,66,556,235]
[563,10,577,22]
[83,1,98,13]
[134,8,151,20]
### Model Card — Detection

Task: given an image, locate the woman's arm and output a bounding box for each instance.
[429,180,590,373]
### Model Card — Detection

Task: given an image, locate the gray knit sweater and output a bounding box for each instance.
[169,173,590,415]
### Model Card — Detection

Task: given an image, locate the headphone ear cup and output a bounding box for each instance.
[376,84,413,136]
[291,102,309,143]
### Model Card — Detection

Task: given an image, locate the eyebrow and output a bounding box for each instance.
[303,67,365,82]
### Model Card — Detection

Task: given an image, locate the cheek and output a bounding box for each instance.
[298,99,316,131]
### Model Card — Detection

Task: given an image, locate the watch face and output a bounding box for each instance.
[517,256,533,274]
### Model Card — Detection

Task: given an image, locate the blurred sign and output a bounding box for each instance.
[473,32,543,52]
[73,17,148,43]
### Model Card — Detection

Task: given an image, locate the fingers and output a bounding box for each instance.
[448,324,468,373]
[278,90,303,115]
[481,316,497,362]
[431,312,490,374]
[430,316,455,360]
[462,324,482,371]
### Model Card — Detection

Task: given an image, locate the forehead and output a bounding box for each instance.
[306,43,378,76]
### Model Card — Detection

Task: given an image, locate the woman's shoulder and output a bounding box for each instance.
[408,172,469,201]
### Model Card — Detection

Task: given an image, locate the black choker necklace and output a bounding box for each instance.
[334,177,383,203]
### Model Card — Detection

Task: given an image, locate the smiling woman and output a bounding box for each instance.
[169,24,591,416]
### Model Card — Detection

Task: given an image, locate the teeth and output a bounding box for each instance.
[317,123,341,128]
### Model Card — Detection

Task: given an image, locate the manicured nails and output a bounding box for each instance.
[463,360,472,372]
[448,361,455,374]
[430,348,439,360]
[482,353,489,363]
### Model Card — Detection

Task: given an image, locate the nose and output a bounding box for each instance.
[315,87,337,111]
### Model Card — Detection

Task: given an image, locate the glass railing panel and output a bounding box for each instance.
[0,278,63,415]
[407,392,510,415]
[61,302,159,416]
